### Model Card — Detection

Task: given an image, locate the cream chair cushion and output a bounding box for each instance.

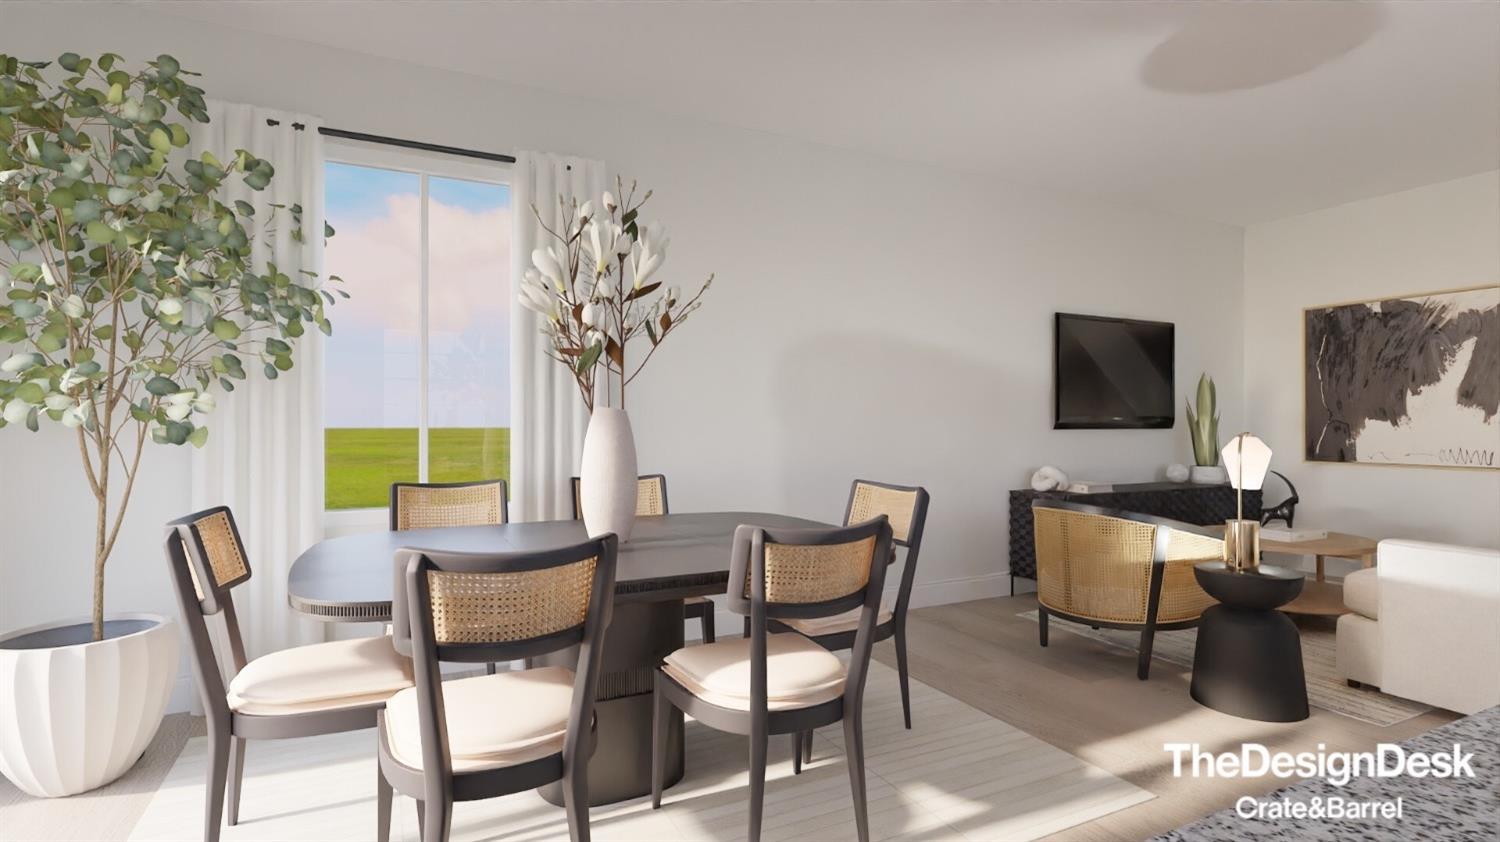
[384,666,575,772]
[1343,568,1379,619]
[227,635,413,715]
[780,600,894,637]
[662,633,845,711]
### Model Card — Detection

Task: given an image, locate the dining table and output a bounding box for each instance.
[287,511,830,806]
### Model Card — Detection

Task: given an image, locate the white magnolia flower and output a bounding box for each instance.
[586,220,624,276]
[578,200,594,222]
[602,191,617,214]
[531,247,565,290]
[581,302,600,327]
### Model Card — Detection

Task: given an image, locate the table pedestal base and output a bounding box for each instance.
[1191,605,1309,722]
[537,599,686,806]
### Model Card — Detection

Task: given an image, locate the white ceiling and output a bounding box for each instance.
[136,0,1498,224]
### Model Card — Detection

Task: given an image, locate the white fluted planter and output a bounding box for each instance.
[580,407,639,541]
[1190,465,1228,484]
[0,613,179,797]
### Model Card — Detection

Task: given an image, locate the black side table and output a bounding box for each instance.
[1190,562,1310,722]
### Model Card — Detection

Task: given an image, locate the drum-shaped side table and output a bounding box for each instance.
[1190,562,1310,722]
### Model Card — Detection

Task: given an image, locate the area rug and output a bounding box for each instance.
[1017,610,1432,727]
[127,662,1151,841]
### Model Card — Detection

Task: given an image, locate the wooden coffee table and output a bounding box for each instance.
[1259,532,1377,616]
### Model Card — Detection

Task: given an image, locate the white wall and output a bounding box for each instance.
[1244,171,1500,556]
[0,4,1245,710]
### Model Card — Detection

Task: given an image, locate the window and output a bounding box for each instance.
[322,144,510,514]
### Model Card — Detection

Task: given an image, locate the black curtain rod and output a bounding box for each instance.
[265,119,516,164]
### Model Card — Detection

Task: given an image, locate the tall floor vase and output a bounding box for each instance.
[580,407,638,541]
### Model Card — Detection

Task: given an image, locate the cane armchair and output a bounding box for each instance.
[571,473,715,643]
[1032,500,1223,679]
[651,517,894,842]
[380,536,618,842]
[163,507,414,842]
[773,479,928,749]
[390,479,508,531]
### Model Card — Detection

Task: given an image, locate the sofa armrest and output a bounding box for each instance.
[1377,539,1500,714]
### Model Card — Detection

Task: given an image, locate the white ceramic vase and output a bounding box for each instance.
[580,407,639,541]
[1190,464,1228,484]
[0,613,179,797]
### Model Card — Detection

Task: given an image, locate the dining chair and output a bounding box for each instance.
[774,480,929,752]
[571,473,715,644]
[163,507,415,842]
[651,517,893,842]
[379,535,618,842]
[390,478,509,531]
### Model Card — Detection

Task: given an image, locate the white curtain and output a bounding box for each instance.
[190,101,326,659]
[509,152,605,521]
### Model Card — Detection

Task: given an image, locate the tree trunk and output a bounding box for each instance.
[93,489,108,641]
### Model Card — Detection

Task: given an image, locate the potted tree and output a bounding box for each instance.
[0,52,339,796]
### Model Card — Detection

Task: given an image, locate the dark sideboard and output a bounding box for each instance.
[1008,481,1261,588]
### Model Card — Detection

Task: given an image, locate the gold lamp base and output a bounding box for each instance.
[1224,519,1261,572]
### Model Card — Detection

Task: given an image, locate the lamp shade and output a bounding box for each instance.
[1221,433,1272,491]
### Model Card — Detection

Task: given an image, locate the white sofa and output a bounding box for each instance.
[1336,539,1500,715]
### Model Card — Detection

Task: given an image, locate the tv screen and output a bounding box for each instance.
[1054,313,1174,429]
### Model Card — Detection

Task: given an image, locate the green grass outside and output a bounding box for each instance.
[325,427,511,510]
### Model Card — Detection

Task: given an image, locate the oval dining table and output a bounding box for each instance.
[287,511,829,807]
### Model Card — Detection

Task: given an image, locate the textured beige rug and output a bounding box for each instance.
[128,662,1151,841]
[1018,610,1432,726]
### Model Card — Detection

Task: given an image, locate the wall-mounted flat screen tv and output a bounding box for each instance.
[1054,313,1174,429]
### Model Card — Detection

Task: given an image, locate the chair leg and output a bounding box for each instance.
[376,764,392,842]
[894,624,912,730]
[563,763,590,842]
[1137,625,1156,680]
[791,732,803,775]
[415,799,425,842]
[1038,606,1049,647]
[843,711,870,842]
[226,736,246,825]
[651,677,670,809]
[423,794,451,842]
[748,730,768,842]
[701,609,716,644]
[743,616,751,639]
[203,719,230,842]
[801,729,813,764]
[486,662,497,675]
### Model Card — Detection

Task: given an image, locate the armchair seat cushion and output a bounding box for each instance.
[662,632,845,711]
[1343,567,1379,619]
[780,600,894,637]
[227,635,413,715]
[383,666,575,772]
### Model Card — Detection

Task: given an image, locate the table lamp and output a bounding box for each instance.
[1222,432,1272,572]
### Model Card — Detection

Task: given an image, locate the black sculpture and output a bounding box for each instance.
[1260,470,1300,528]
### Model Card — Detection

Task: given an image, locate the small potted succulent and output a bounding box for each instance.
[0,52,339,796]
[1186,373,1226,483]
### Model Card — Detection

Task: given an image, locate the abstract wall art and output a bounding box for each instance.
[1305,285,1499,469]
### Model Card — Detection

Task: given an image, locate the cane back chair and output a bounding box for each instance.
[571,473,715,644]
[774,480,928,747]
[1032,500,1223,679]
[651,517,894,842]
[390,479,509,531]
[380,536,617,842]
[164,507,414,842]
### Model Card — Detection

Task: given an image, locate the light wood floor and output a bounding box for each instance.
[0,594,1458,842]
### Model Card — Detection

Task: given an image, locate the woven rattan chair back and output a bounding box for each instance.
[570,474,668,520]
[165,506,252,616]
[844,480,927,547]
[1032,501,1222,625]
[390,480,508,532]
[727,518,893,620]
[394,538,617,665]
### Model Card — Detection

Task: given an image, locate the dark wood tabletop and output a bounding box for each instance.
[287,511,830,622]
